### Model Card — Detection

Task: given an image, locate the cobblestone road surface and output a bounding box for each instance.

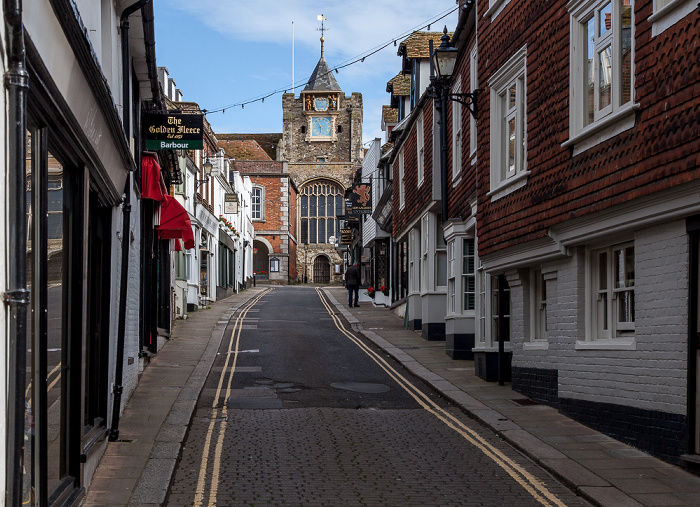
[167,287,591,507]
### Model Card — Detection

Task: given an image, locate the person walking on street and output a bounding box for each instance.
[345,261,360,307]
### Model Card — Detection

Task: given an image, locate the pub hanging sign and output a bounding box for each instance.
[144,112,204,150]
[224,193,239,214]
[348,183,372,217]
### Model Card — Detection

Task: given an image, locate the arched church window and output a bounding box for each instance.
[300,180,344,245]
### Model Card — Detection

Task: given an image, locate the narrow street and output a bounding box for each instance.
[166,287,589,506]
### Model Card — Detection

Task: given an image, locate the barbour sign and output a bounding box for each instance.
[144,112,204,150]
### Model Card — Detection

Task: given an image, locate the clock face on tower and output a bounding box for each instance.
[311,116,331,137]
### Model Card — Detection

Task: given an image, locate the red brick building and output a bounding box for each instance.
[376,0,699,464]
[219,137,299,284]
[471,0,699,464]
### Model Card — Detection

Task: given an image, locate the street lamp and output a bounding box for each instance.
[428,24,483,223]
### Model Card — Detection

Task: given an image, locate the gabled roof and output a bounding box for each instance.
[216,133,282,160]
[382,105,398,125]
[397,31,450,60]
[303,55,341,92]
[386,74,410,96]
[217,139,272,161]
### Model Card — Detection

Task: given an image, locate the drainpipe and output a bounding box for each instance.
[3,0,29,503]
[439,86,449,223]
[109,0,149,442]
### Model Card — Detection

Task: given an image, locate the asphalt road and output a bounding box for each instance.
[167,286,591,507]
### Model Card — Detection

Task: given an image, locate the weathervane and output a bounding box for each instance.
[316,14,329,57]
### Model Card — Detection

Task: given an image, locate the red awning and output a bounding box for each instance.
[158,194,195,249]
[142,154,163,201]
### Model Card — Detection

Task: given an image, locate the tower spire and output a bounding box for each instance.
[316,14,328,58]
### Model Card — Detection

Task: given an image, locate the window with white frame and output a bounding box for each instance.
[463,238,475,311]
[495,276,511,342]
[252,186,264,220]
[530,269,548,342]
[409,228,420,293]
[452,76,462,181]
[421,215,429,292]
[469,46,478,157]
[417,111,425,186]
[489,46,527,193]
[436,220,447,289]
[649,0,696,37]
[398,148,405,209]
[477,267,489,345]
[568,0,634,141]
[176,251,186,279]
[448,241,456,313]
[588,243,635,340]
[485,0,513,19]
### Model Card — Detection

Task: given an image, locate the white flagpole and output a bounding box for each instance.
[292,21,295,95]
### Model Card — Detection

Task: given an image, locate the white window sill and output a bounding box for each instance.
[472,344,513,353]
[418,177,425,188]
[445,311,476,320]
[452,175,462,187]
[575,337,636,351]
[562,102,640,156]
[648,0,696,37]
[487,170,530,201]
[523,340,549,351]
[484,0,512,20]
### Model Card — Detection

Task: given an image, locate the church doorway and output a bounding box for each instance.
[253,240,269,279]
[313,256,330,283]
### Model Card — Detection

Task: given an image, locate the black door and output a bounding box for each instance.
[313,256,330,283]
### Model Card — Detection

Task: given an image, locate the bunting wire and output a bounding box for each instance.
[201,5,458,116]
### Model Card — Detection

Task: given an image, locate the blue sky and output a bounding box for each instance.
[153,1,460,145]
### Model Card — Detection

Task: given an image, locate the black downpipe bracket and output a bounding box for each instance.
[109,0,149,442]
[3,0,29,503]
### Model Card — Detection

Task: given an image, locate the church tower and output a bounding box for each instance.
[281,23,363,283]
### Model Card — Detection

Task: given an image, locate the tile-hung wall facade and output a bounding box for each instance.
[443,8,479,362]
[475,0,700,463]
[391,95,447,340]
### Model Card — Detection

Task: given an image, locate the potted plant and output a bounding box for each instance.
[366,286,375,298]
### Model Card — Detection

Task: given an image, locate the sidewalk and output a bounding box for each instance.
[84,285,700,507]
[83,288,265,507]
[325,287,700,507]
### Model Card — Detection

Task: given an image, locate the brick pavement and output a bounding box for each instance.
[325,287,700,507]
[82,288,265,507]
[82,285,700,506]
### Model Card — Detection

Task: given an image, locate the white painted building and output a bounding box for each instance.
[2,0,169,503]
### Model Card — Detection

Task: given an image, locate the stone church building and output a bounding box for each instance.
[221,35,363,284]
[281,36,363,283]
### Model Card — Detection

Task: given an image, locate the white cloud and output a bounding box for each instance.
[158,1,459,143]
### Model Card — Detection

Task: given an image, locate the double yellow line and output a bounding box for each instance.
[193,288,273,507]
[316,288,567,507]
